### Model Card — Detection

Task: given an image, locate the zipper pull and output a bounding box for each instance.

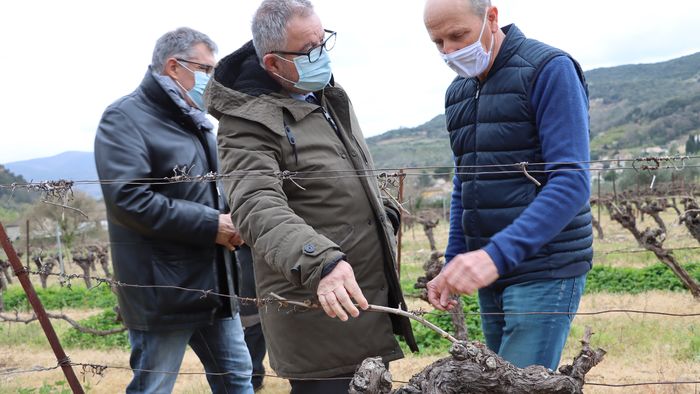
[475,85,481,100]
[285,124,299,165]
[322,108,338,131]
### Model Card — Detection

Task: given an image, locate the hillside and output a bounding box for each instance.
[367,115,451,169]
[587,52,700,156]
[367,52,700,168]
[5,151,100,199]
[0,165,33,204]
[3,53,698,187]
[0,165,35,222]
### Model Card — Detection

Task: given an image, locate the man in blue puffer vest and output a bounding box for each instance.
[423,0,593,370]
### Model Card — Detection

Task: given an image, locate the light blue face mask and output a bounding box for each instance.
[175,61,210,111]
[275,46,332,92]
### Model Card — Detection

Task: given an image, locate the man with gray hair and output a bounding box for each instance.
[207,1,417,393]
[94,27,253,393]
[423,0,593,370]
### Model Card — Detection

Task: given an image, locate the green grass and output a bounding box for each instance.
[0,309,127,351]
[676,326,700,362]
[0,317,57,348]
[62,309,128,350]
[4,283,116,311]
[1,284,124,351]
[590,126,627,152]
[562,314,700,367]
[586,263,700,294]
[10,380,72,394]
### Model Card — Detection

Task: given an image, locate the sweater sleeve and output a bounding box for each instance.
[483,55,591,275]
[444,173,467,264]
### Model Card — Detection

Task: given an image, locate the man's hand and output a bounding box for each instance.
[317,261,369,321]
[427,249,499,310]
[216,213,244,250]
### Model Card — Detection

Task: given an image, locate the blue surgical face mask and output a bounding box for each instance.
[175,61,210,111]
[274,46,332,92]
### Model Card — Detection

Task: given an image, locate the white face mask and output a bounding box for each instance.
[442,10,494,79]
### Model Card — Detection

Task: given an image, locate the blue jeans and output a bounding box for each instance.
[126,315,254,394]
[478,274,586,370]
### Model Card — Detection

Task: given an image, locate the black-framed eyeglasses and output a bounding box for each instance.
[270,29,337,63]
[175,58,215,76]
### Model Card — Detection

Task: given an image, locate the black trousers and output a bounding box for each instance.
[289,362,389,394]
[236,245,267,391]
[244,323,266,390]
[289,375,353,394]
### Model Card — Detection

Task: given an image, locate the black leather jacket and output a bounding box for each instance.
[94,69,238,331]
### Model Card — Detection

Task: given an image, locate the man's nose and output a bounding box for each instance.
[443,42,465,55]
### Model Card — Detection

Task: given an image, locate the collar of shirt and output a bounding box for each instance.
[289,92,316,103]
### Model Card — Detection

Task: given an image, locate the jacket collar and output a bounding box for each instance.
[139,68,213,133]
[205,40,335,134]
[489,24,526,78]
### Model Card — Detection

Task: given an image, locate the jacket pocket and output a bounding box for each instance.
[151,251,220,315]
[320,223,354,249]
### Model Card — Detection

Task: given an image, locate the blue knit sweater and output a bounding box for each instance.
[444,55,591,275]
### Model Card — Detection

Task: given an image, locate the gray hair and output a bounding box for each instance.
[252,0,315,64]
[151,27,218,73]
[467,0,491,17]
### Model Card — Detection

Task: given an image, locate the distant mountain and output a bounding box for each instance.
[367,52,700,168]
[5,53,699,192]
[5,151,100,199]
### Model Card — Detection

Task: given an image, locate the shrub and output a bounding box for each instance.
[4,284,116,311]
[62,309,128,350]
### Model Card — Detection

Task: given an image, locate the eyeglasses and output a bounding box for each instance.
[270,29,337,63]
[175,58,215,76]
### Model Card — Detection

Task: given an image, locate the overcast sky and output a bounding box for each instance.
[2,0,699,163]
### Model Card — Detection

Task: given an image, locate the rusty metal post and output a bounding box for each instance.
[396,169,405,278]
[0,222,84,394]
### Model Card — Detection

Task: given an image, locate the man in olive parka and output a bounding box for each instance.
[206,0,417,392]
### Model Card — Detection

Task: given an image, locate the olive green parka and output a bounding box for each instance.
[206,41,417,378]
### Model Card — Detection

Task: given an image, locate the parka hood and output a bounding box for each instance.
[214,40,281,97]
[205,40,323,134]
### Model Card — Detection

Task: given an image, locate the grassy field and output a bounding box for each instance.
[2,209,700,393]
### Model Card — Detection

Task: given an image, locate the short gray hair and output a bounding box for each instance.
[252,0,315,63]
[467,0,491,17]
[151,27,218,73]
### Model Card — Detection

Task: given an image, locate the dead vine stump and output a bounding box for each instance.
[72,253,93,288]
[415,251,468,340]
[640,199,666,232]
[32,254,56,289]
[680,198,700,243]
[0,258,12,285]
[87,245,111,278]
[350,328,605,394]
[0,268,6,311]
[608,201,700,299]
[590,215,604,240]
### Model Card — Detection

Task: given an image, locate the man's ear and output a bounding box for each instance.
[262,53,281,74]
[487,6,499,33]
[163,57,179,78]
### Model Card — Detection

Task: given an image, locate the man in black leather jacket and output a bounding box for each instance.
[94,27,253,394]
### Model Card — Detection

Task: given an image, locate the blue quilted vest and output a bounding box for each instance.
[445,24,593,287]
